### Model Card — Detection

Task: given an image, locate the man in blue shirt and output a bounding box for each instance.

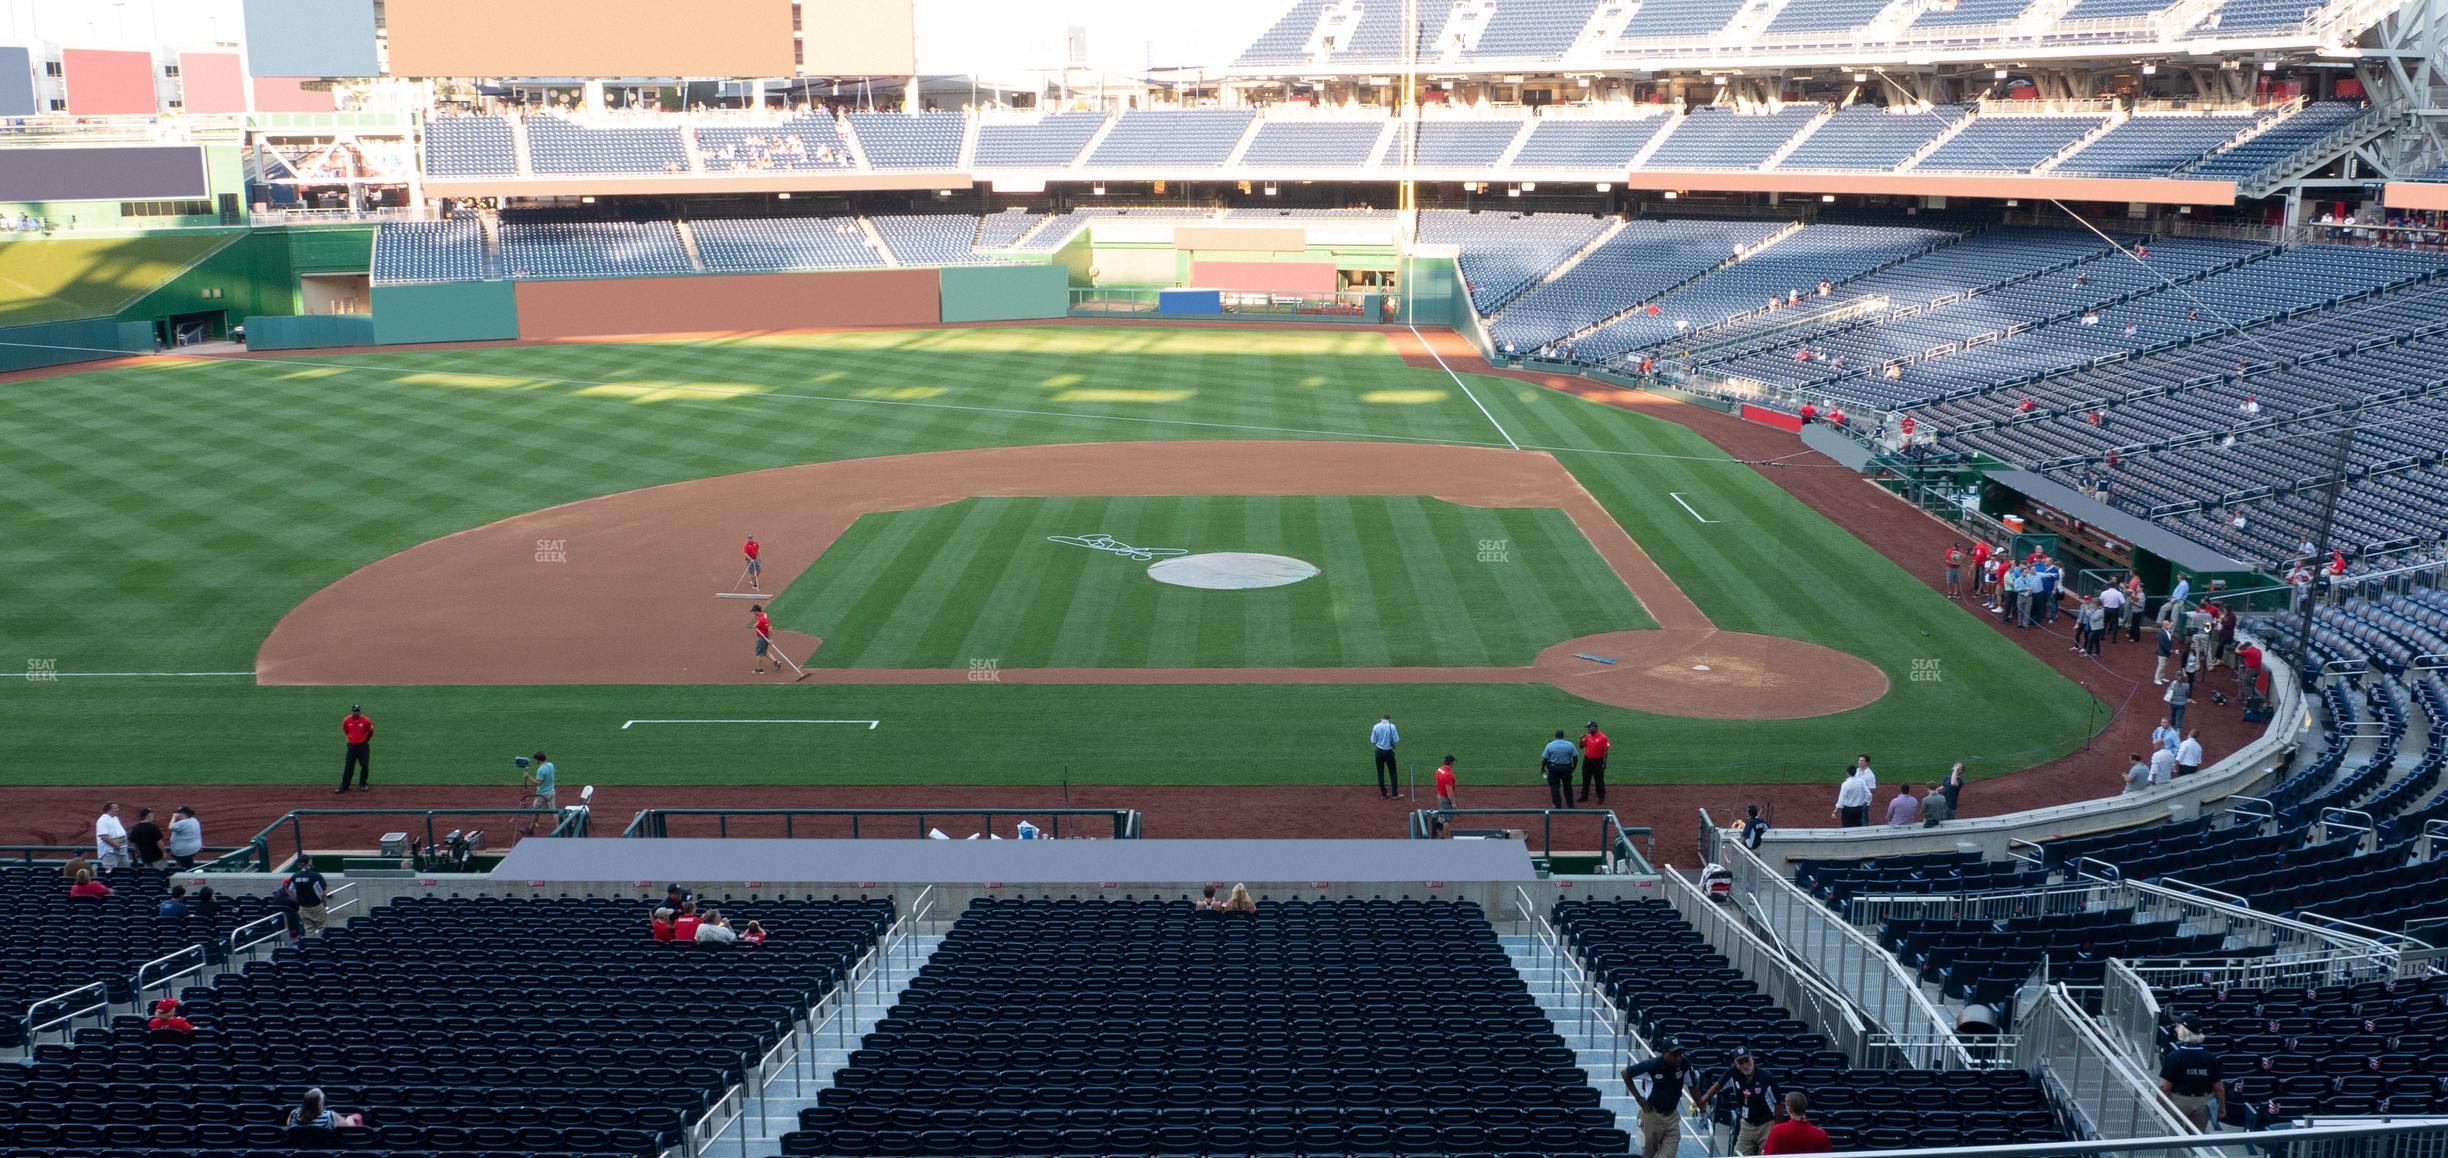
[1623,1038,1693,1158]
[281,855,331,939]
[524,751,557,812]
[1540,730,1578,810]
[2159,1026,2225,1131]
[1369,715,1400,798]
[2036,558,2063,623]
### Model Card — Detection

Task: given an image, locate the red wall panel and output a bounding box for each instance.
[1741,404,1803,433]
[250,76,336,113]
[177,52,244,114]
[511,270,942,339]
[61,49,156,116]
[1189,260,1338,294]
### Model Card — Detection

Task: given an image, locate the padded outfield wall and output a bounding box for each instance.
[512,269,942,338]
[0,317,154,373]
[370,280,520,345]
[937,264,1068,324]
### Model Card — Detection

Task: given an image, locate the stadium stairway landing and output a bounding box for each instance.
[1503,934,1712,1158]
[733,932,946,1157]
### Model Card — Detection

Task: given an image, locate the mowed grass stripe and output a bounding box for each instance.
[766,495,1641,670]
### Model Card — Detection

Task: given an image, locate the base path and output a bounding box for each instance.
[259,440,1884,719]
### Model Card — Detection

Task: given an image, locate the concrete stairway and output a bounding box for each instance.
[729,932,946,1157]
[1502,934,1714,1158]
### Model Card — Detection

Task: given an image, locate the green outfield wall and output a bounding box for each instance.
[937,263,1068,323]
[371,280,519,345]
[0,317,154,373]
[243,313,376,350]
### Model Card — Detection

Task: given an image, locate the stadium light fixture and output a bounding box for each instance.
[1264,183,1279,196]
[1993,68,2009,79]
[777,192,791,199]
[1506,184,1521,197]
[1853,72,1868,83]
[581,196,596,203]
[1520,182,1537,191]
[1595,183,1611,192]
[1092,183,1106,195]
[1712,75,1727,85]
[2261,60,2277,70]
[1820,194,1836,202]
[1662,191,1677,200]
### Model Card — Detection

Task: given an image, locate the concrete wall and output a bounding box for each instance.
[371,280,519,345]
[511,269,940,339]
[1189,260,1339,294]
[937,264,1068,324]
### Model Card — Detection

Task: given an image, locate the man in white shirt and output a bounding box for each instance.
[694,911,740,943]
[2148,747,2178,786]
[1369,715,1400,798]
[2176,731,2204,777]
[94,801,129,869]
[2097,584,2125,649]
[1831,756,1876,827]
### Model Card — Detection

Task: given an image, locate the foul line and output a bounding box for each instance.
[1667,492,1719,524]
[621,718,879,730]
[1408,325,1518,450]
[33,670,257,678]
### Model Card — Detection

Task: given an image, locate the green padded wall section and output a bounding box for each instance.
[372,280,519,345]
[0,232,238,327]
[244,313,376,350]
[937,263,1069,323]
[0,317,153,373]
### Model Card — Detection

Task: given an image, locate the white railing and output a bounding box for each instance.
[1714,834,1973,1067]
[1661,864,1882,1067]
[1844,879,2122,926]
[686,1082,746,1157]
[2019,983,2196,1138]
[2099,956,2163,1067]
[224,913,289,968]
[19,982,108,1050]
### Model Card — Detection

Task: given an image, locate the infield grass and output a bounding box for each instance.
[770,496,1651,668]
[0,324,2100,788]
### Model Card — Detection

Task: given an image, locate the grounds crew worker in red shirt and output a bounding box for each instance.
[1577,720,1611,804]
[743,534,762,590]
[337,704,373,793]
[750,605,774,674]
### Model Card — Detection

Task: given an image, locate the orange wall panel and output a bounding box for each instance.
[384,0,797,78]
[511,270,941,339]
[177,52,245,114]
[250,76,336,113]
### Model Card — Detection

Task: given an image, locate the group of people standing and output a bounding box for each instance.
[91,800,206,871]
[1370,716,1613,814]
[1831,757,1965,829]
[1624,1039,1831,1157]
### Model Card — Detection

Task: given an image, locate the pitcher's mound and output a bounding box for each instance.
[1148,552,1321,590]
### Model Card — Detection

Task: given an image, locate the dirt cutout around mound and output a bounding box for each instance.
[258,440,1886,720]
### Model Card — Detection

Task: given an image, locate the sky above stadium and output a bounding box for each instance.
[913,0,1299,75]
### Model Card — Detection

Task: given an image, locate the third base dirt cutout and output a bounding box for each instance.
[258,440,1886,720]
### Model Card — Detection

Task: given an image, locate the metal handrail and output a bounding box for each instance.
[132,944,208,1007]
[226,913,288,963]
[2024,982,2196,1138]
[621,807,1142,841]
[22,981,108,1047]
[1660,862,1878,1067]
[233,808,561,872]
[324,881,362,921]
[1408,807,1654,872]
[1714,832,1974,1068]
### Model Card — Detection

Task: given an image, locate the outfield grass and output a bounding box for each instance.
[0,325,2099,787]
[770,496,1651,668]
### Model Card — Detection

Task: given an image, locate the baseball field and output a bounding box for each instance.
[0,323,2099,829]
